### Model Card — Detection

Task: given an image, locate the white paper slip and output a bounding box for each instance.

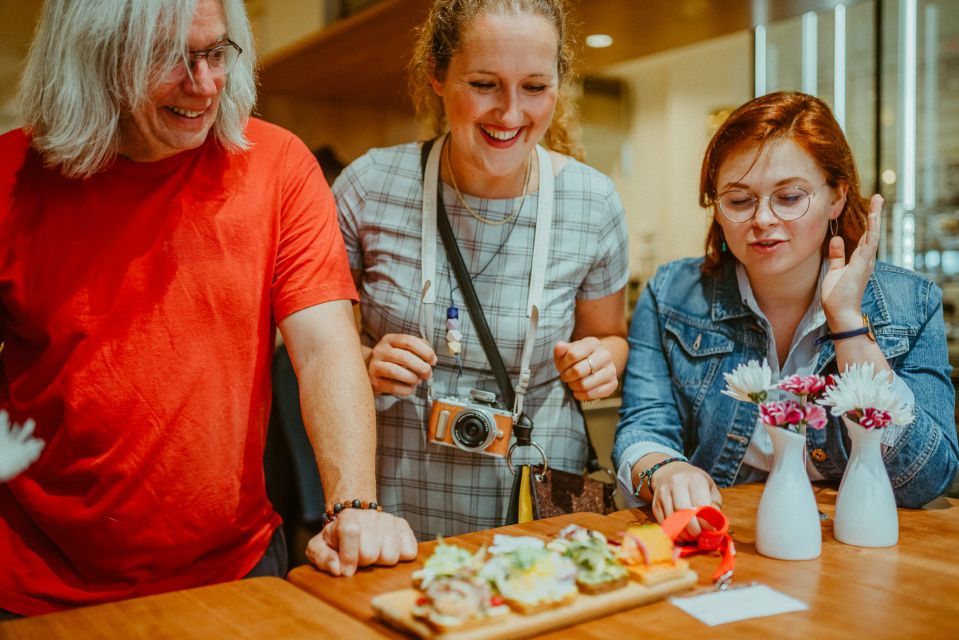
[669,584,808,626]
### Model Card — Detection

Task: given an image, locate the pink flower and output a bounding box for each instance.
[819,363,914,428]
[759,400,804,428]
[803,403,828,431]
[849,407,893,429]
[777,374,828,398]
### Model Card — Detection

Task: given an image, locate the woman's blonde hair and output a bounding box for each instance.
[408,0,583,160]
[19,0,257,179]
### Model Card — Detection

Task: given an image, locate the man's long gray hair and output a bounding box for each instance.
[19,0,256,179]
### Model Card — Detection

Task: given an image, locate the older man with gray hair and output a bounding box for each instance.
[0,0,415,617]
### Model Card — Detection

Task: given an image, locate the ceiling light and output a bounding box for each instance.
[586,34,613,48]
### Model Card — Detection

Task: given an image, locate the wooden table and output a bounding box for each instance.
[0,576,387,639]
[287,483,959,639]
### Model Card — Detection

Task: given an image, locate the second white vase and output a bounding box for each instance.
[833,416,899,547]
[755,424,822,560]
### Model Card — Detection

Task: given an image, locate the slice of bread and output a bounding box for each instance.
[502,592,577,615]
[576,575,629,595]
[616,524,689,586]
[625,558,690,586]
[415,605,510,633]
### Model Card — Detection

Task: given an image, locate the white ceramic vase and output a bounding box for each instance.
[833,416,899,547]
[755,424,822,560]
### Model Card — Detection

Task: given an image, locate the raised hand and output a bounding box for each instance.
[821,194,883,328]
[553,337,618,401]
[366,334,437,396]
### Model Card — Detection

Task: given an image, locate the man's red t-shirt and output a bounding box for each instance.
[0,119,357,615]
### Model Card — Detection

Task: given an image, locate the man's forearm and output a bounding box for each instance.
[300,340,376,501]
[283,301,378,503]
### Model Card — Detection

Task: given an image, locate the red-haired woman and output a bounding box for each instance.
[613,91,957,535]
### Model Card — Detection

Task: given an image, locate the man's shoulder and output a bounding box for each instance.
[0,129,34,191]
[244,117,294,141]
[0,128,32,166]
[0,127,29,146]
[231,118,320,178]
[242,117,304,152]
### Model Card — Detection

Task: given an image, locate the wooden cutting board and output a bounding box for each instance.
[371,570,697,640]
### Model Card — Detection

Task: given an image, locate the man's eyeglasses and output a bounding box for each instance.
[161,39,242,82]
[716,186,818,223]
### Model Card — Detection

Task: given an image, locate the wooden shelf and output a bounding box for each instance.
[258,0,433,110]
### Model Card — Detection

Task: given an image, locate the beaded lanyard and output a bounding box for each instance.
[420,132,554,421]
[443,202,526,369]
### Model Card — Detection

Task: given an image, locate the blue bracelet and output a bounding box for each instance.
[633,457,688,498]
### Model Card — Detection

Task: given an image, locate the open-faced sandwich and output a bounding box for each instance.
[480,536,578,614]
[614,524,689,585]
[546,524,629,594]
[410,574,511,633]
[411,539,486,590]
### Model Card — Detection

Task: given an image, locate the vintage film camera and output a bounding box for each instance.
[427,389,512,457]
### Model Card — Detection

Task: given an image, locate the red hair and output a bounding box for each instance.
[699,91,868,274]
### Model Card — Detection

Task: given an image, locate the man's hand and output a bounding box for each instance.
[305,509,417,577]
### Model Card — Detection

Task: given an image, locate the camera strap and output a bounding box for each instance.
[419,135,554,440]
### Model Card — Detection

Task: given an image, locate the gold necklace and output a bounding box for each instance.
[445,140,532,226]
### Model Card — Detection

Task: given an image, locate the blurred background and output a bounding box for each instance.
[3,0,954,369]
[2,0,956,535]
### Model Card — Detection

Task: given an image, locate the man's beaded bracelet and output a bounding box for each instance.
[319,499,384,529]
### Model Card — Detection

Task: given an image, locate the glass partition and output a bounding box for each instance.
[757,0,959,367]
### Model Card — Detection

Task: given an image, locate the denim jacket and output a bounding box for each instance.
[613,257,958,508]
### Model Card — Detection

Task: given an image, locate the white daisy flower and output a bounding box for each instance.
[818,363,914,427]
[0,411,45,482]
[721,359,773,404]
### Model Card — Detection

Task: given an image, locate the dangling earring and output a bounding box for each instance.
[829,217,839,237]
[721,240,727,253]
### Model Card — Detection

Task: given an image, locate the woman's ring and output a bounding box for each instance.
[586,356,595,375]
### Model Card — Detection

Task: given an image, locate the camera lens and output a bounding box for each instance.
[451,410,494,451]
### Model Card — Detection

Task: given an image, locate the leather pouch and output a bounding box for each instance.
[507,464,616,524]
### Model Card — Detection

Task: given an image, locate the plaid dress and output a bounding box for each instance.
[334,142,628,539]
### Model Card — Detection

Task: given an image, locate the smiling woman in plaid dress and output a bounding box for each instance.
[334,0,629,539]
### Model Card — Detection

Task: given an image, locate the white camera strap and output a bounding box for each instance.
[420,133,553,423]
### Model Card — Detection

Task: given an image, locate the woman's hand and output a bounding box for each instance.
[366,334,437,396]
[554,337,618,401]
[649,461,723,540]
[821,195,883,328]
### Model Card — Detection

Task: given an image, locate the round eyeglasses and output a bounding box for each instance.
[716,186,817,223]
[161,39,243,83]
